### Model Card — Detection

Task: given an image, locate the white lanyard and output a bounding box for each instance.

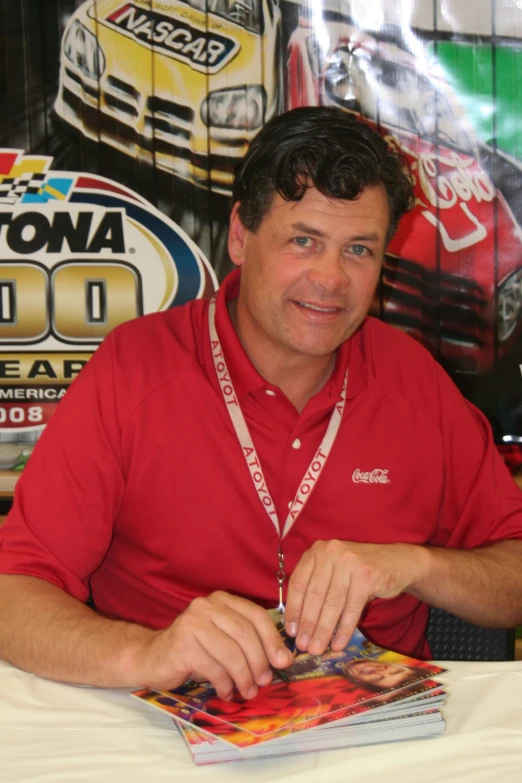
[208,293,348,605]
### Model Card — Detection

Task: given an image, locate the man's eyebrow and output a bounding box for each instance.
[349,233,382,243]
[290,223,383,243]
[290,222,326,237]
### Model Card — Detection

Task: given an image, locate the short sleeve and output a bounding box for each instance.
[0,332,125,601]
[430,365,522,549]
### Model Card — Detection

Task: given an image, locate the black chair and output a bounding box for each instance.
[426,606,515,661]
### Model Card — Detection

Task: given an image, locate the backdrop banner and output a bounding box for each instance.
[1,0,522,473]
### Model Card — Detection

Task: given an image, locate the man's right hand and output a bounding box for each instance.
[133,591,294,700]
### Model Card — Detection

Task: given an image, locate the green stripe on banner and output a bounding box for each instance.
[495,47,522,161]
[433,40,522,161]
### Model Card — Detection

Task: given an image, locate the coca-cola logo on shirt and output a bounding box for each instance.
[352,469,390,484]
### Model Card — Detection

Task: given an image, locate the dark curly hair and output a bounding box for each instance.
[232,107,414,244]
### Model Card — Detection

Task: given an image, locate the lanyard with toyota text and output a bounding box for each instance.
[208,292,348,613]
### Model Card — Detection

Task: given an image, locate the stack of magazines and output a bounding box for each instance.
[132,611,447,764]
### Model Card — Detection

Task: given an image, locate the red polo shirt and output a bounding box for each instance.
[1,270,521,658]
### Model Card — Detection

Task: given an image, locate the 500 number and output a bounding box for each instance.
[0,260,143,344]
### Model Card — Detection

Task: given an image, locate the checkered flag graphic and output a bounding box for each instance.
[0,172,46,203]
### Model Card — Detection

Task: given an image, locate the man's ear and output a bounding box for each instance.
[228,203,248,267]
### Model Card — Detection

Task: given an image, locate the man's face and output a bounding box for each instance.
[346,661,414,689]
[229,185,389,363]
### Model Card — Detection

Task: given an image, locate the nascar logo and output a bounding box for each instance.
[105,3,239,73]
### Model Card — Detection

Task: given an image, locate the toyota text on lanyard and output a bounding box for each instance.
[208,292,348,613]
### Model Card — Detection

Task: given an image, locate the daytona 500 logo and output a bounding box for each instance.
[0,149,216,431]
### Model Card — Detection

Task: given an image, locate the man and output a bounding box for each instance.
[0,107,521,703]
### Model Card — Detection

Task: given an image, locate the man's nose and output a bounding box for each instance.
[306,249,348,292]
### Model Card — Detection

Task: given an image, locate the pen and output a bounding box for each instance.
[270,665,290,683]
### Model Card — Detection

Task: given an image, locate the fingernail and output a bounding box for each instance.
[246,685,258,699]
[309,638,323,654]
[276,649,289,667]
[258,670,272,686]
[331,635,346,651]
[297,634,309,650]
[287,622,298,636]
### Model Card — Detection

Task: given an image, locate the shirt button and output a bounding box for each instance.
[265,389,276,397]
[292,438,301,449]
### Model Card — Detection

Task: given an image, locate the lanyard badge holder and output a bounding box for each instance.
[277,546,286,614]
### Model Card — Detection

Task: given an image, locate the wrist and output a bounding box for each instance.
[401,543,433,597]
[114,624,159,688]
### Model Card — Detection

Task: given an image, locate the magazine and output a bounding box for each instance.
[131,613,447,763]
[172,707,446,764]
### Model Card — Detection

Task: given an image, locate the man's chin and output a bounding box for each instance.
[294,327,362,356]
[285,339,344,358]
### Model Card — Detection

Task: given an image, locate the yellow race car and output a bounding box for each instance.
[54,0,282,193]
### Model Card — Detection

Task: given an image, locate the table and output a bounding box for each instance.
[0,470,19,497]
[1,659,522,782]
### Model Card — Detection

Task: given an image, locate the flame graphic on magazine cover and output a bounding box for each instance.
[131,614,446,750]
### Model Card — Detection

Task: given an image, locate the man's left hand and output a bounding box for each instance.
[284,539,428,654]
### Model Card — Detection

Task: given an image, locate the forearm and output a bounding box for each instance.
[285,538,522,655]
[0,574,157,686]
[407,540,522,627]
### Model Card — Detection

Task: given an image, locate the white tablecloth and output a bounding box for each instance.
[1,658,522,782]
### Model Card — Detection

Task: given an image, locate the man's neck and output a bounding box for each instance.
[227,299,336,412]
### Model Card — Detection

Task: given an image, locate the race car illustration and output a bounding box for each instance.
[54,0,283,194]
[286,17,522,374]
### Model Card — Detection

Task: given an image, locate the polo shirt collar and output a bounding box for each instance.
[212,268,366,406]
[214,269,264,401]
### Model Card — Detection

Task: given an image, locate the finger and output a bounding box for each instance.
[283,550,315,639]
[219,593,294,673]
[306,567,353,655]
[183,642,237,700]
[293,556,335,652]
[329,588,368,651]
[146,633,237,699]
[195,624,262,700]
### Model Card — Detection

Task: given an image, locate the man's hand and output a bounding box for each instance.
[284,540,428,655]
[133,591,294,700]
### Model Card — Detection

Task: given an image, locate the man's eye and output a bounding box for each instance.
[294,237,313,247]
[350,244,369,256]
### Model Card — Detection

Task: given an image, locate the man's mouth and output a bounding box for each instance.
[295,301,343,313]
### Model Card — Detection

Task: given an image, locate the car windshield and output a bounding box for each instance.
[375,56,474,153]
[187,0,263,34]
